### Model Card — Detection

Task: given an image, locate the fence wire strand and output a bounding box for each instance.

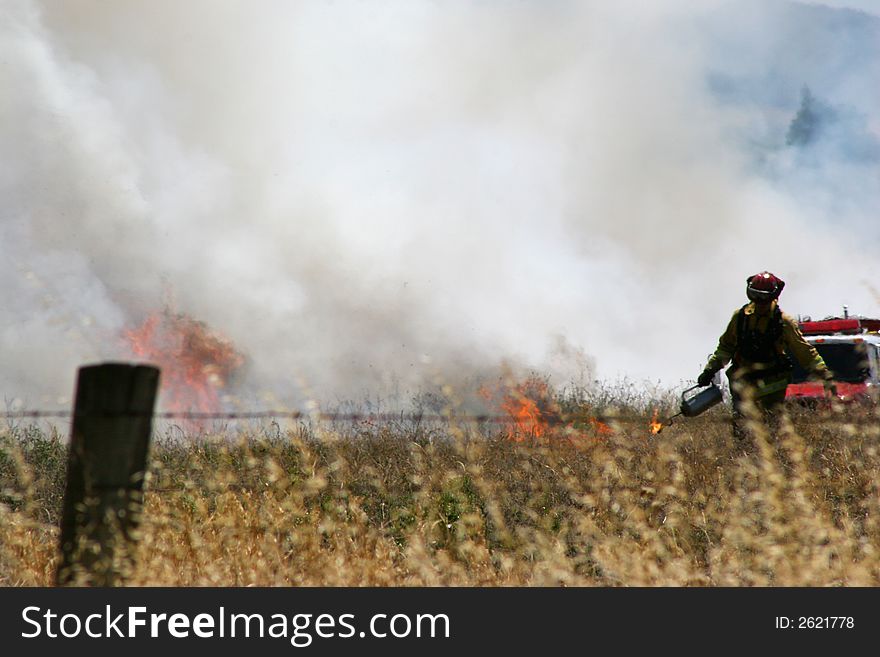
[0,408,731,425]
[1,409,509,422]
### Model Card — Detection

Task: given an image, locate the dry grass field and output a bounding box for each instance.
[2,386,879,587]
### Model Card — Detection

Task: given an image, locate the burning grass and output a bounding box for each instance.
[124,309,244,415]
[2,393,880,586]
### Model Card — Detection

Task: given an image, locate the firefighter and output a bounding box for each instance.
[697,272,837,439]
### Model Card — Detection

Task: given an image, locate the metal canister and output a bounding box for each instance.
[680,384,723,417]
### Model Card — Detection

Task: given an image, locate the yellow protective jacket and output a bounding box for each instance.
[705,301,831,396]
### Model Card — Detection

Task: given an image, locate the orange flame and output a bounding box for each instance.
[484,376,613,444]
[501,390,548,438]
[124,310,244,414]
[590,417,614,435]
[484,376,555,440]
[649,409,663,435]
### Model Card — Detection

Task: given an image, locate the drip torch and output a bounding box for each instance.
[653,383,723,434]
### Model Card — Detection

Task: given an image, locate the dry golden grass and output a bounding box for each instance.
[2,400,880,586]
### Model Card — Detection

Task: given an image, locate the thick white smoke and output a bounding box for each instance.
[2,0,878,410]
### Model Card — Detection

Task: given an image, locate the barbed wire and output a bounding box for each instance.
[0,409,489,421]
[0,408,670,423]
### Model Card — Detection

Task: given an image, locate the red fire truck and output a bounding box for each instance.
[786,312,880,404]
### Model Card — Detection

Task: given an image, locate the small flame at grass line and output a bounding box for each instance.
[649,409,663,435]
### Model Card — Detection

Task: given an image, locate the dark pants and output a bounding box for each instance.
[728,377,788,443]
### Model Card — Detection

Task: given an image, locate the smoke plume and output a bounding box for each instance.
[2,0,878,410]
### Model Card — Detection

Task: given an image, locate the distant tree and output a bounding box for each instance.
[786,85,828,147]
[783,85,880,162]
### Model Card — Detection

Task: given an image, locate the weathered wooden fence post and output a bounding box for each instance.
[55,363,160,586]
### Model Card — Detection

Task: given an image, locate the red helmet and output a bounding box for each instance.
[746,271,785,302]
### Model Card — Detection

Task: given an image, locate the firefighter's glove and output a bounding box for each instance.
[697,369,715,387]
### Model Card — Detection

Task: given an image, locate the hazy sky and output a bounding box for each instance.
[2,0,878,410]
